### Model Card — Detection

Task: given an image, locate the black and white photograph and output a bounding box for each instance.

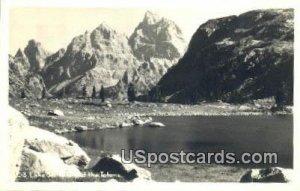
[0,0,299,190]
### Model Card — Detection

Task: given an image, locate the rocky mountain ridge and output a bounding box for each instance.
[9,41,49,99]
[42,23,136,96]
[129,11,185,60]
[152,9,293,104]
[106,11,185,99]
[9,9,293,105]
[9,11,185,99]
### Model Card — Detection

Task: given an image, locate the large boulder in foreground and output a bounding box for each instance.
[92,155,151,181]
[8,106,90,180]
[240,167,293,182]
[24,126,90,168]
[20,148,82,178]
[8,107,27,181]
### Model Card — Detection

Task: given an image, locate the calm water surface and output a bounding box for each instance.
[64,115,293,167]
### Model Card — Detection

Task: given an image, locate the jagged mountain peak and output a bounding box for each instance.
[42,19,138,96]
[91,22,122,42]
[95,22,114,31]
[144,10,157,17]
[24,39,49,72]
[143,11,161,25]
[129,11,186,60]
[44,48,65,69]
[56,48,66,55]
[142,11,180,29]
[27,39,41,47]
[25,39,49,55]
[10,11,186,100]
[104,12,187,99]
[15,48,26,58]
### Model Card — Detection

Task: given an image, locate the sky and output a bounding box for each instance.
[9,1,295,55]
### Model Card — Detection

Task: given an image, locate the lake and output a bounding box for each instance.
[64,115,293,168]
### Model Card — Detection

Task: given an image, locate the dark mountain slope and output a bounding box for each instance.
[154,9,293,104]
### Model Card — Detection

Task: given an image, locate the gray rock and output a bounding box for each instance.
[24,126,90,168]
[105,178,118,182]
[24,39,50,72]
[239,105,252,111]
[20,147,82,178]
[75,125,89,131]
[133,119,144,126]
[9,107,90,180]
[148,122,165,127]
[240,167,293,182]
[48,109,64,116]
[86,116,96,120]
[8,107,27,181]
[29,103,40,108]
[54,129,63,134]
[92,155,151,181]
[120,122,133,128]
[132,116,152,126]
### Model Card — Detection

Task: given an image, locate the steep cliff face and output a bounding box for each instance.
[107,11,186,99]
[9,68,47,99]
[12,49,31,76]
[154,9,293,104]
[24,40,50,72]
[129,11,185,60]
[42,23,138,96]
[9,46,48,99]
[39,12,185,98]
[9,10,293,102]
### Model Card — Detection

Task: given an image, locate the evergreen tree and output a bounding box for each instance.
[57,87,65,98]
[21,90,26,99]
[62,87,65,98]
[152,86,162,102]
[82,85,87,98]
[41,87,46,99]
[275,82,288,108]
[100,85,105,102]
[127,83,136,102]
[92,86,96,98]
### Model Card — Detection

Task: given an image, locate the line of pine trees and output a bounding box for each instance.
[19,80,290,107]
[20,82,140,103]
[80,83,136,102]
[127,83,136,102]
[81,85,105,102]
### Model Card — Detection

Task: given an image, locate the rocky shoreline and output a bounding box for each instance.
[9,97,292,135]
